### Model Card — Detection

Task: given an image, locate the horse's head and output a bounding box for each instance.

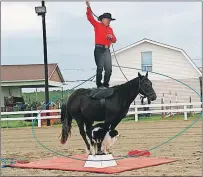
[138,71,157,101]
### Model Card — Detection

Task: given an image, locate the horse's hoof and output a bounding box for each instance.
[85,147,91,155]
[90,148,96,156]
[96,151,105,155]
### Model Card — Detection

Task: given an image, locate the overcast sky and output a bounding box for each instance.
[2,1,202,90]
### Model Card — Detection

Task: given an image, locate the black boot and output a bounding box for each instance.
[96,73,103,89]
[103,83,109,88]
[103,72,111,88]
[97,84,103,89]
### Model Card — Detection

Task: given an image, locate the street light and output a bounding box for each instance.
[35,1,50,126]
[35,6,46,15]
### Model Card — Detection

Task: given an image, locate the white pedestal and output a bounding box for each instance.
[84,154,117,168]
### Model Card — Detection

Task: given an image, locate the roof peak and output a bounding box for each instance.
[111,38,201,76]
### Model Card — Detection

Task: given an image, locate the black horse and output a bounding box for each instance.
[60,72,157,154]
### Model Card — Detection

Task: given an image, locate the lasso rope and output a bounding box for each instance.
[30,7,203,160]
[2,7,202,165]
[29,64,202,162]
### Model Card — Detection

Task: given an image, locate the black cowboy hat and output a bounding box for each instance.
[98,13,116,21]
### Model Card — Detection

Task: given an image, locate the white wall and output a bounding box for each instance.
[111,42,200,82]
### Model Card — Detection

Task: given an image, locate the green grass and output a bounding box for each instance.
[1,113,200,129]
[22,90,74,104]
[1,120,37,128]
[1,113,38,128]
[1,114,26,118]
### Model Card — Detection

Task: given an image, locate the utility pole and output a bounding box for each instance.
[35,1,50,126]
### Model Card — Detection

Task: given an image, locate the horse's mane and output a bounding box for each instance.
[111,76,139,91]
[73,76,140,92]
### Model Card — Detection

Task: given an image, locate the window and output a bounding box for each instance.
[141,51,152,72]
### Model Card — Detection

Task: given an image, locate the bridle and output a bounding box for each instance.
[138,77,155,99]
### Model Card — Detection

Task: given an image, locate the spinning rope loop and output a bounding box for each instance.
[3,52,202,164]
[2,8,202,165]
[30,41,202,161]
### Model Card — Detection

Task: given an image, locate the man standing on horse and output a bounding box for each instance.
[85,0,117,88]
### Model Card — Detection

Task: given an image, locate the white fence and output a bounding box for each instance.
[1,109,60,128]
[128,102,202,121]
[1,102,202,127]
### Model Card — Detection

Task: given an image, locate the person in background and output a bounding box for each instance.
[86,0,117,88]
[141,96,151,117]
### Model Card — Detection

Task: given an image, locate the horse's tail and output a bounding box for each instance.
[60,103,72,144]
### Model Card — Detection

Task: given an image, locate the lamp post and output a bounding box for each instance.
[35,1,50,126]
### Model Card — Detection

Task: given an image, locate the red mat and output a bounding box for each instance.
[6,154,176,174]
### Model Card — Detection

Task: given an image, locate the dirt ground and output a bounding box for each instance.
[1,119,202,176]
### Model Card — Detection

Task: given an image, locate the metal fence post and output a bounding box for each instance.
[38,113,42,128]
[135,107,138,122]
[184,105,187,120]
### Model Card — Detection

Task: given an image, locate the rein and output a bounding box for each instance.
[111,38,154,100]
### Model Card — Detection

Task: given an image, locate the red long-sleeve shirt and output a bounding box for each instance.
[86,7,117,46]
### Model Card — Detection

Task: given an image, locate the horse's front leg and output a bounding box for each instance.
[97,142,105,155]
[101,117,122,154]
[76,121,91,154]
[85,122,94,146]
[86,122,97,155]
[101,142,108,155]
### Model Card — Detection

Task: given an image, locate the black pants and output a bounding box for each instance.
[94,46,112,87]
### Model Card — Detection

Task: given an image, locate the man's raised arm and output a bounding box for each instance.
[86,0,99,27]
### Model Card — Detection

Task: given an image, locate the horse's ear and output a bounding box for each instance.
[138,72,141,78]
[146,71,148,78]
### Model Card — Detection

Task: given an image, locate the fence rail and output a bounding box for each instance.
[1,102,202,127]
